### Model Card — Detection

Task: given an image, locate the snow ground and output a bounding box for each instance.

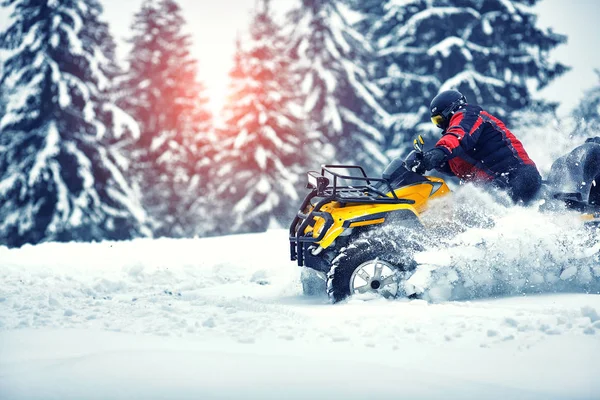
[1,226,600,399]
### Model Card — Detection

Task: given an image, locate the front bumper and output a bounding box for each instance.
[289,191,334,267]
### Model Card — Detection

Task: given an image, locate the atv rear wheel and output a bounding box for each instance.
[327,237,414,303]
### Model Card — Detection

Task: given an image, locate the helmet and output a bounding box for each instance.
[430,90,467,129]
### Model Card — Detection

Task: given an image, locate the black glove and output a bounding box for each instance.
[411,148,447,174]
[405,151,424,173]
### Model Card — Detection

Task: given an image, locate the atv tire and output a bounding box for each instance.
[327,235,416,303]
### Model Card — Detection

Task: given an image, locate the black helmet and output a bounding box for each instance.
[430,90,467,129]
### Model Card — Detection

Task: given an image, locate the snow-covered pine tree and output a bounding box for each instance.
[213,1,311,234]
[286,0,390,174]
[0,47,6,126]
[81,0,141,149]
[574,69,600,133]
[82,0,119,81]
[368,0,569,147]
[348,0,386,37]
[0,65,5,121]
[0,0,150,248]
[196,38,247,237]
[120,0,212,238]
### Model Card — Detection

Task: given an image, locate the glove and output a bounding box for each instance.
[413,148,447,174]
[405,151,424,173]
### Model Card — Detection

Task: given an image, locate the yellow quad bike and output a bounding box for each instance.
[289,137,451,302]
[290,136,600,303]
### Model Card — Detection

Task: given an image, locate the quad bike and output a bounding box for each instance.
[289,137,451,302]
[289,136,600,303]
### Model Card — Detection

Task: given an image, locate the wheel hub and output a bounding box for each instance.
[349,259,400,299]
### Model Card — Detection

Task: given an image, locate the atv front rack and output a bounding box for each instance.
[289,165,415,266]
[307,165,408,201]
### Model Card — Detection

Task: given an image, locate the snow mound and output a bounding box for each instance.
[404,185,600,301]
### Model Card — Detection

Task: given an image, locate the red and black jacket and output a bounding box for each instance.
[435,105,536,181]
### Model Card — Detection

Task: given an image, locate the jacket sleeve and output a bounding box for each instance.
[436,127,466,159]
[435,110,483,158]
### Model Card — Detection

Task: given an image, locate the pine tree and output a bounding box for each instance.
[574,70,600,133]
[0,0,150,248]
[348,0,386,36]
[368,0,569,147]
[80,0,141,152]
[213,1,312,234]
[120,0,212,238]
[0,64,5,120]
[287,0,390,174]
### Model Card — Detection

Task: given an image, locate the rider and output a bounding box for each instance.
[409,90,542,204]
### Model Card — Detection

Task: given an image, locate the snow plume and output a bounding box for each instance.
[510,107,588,178]
[518,118,579,177]
[402,185,600,302]
[513,106,600,178]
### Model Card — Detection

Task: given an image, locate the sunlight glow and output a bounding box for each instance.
[201,73,228,120]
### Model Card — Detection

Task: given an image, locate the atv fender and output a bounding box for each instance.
[317,205,421,249]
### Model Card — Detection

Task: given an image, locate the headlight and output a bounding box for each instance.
[306,172,330,193]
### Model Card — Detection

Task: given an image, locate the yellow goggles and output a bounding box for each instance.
[431,115,445,128]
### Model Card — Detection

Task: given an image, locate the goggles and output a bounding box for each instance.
[431,114,445,129]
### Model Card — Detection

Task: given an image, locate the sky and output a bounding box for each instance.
[534,0,600,114]
[1,0,599,117]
